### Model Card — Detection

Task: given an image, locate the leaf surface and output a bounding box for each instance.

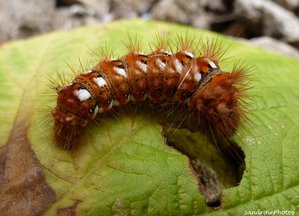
[0,20,298,215]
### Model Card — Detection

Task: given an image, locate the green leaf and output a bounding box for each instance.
[0,19,298,215]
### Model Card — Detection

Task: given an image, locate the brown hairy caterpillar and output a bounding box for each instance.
[53,36,249,150]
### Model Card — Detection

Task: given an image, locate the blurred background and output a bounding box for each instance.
[0,0,298,58]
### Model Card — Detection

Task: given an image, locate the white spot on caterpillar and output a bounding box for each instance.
[194,73,202,82]
[163,50,172,56]
[65,116,75,122]
[175,58,183,74]
[94,77,107,87]
[93,105,99,117]
[82,70,93,74]
[156,58,166,70]
[114,67,127,78]
[108,99,113,109]
[207,59,218,69]
[183,51,195,59]
[137,61,148,73]
[74,88,91,101]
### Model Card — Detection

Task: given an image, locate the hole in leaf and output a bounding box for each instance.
[163,127,245,209]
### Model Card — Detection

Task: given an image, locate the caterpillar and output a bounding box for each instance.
[52,36,248,150]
